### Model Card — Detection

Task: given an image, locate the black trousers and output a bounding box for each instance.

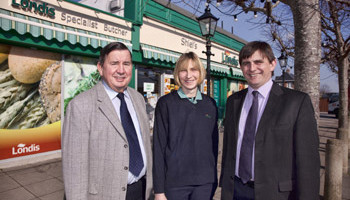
[233,176,255,200]
[165,182,217,200]
[63,178,146,200]
[126,176,146,200]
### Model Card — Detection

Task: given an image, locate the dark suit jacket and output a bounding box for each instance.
[220,83,320,200]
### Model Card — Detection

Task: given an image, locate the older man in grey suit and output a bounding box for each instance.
[62,42,152,200]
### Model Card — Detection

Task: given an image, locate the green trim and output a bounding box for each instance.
[135,57,175,69]
[141,44,181,64]
[219,78,228,116]
[0,29,100,57]
[231,75,246,81]
[129,65,136,89]
[131,25,142,63]
[124,0,144,25]
[144,0,245,51]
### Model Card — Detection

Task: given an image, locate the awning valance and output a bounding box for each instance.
[0,9,131,50]
[141,44,181,63]
[141,44,243,77]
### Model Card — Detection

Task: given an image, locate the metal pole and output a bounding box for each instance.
[204,37,213,97]
[282,69,285,87]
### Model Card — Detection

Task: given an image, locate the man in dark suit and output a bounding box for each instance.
[62,42,152,200]
[220,41,320,200]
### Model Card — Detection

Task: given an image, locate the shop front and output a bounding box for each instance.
[136,8,247,119]
[0,0,132,167]
[0,0,246,167]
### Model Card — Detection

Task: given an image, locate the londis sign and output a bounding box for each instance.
[11,0,56,18]
[222,50,239,67]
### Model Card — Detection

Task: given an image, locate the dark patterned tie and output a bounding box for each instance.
[117,93,144,176]
[239,91,259,183]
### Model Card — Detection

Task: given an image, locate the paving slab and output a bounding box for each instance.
[9,170,53,186]
[0,172,20,193]
[39,189,64,200]
[0,187,35,200]
[24,178,63,197]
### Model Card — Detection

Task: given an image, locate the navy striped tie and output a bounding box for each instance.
[239,91,259,183]
[117,93,144,176]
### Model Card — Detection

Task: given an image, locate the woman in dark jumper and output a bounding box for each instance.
[153,52,218,200]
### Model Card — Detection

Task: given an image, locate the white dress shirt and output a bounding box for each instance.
[102,81,147,184]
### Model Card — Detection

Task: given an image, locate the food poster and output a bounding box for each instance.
[0,44,62,160]
[227,81,238,97]
[239,81,246,91]
[163,74,178,95]
[63,55,100,112]
[202,79,208,94]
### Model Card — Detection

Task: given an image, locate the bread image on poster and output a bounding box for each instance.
[0,45,62,160]
[0,45,61,129]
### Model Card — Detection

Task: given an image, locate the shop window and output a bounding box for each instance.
[136,65,176,131]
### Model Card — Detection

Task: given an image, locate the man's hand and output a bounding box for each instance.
[154,193,167,200]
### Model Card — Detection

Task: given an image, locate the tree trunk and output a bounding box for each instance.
[338,55,349,130]
[287,0,321,122]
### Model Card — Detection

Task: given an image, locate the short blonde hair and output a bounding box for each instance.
[174,52,206,87]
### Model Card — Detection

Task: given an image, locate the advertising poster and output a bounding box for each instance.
[213,79,220,107]
[0,44,62,161]
[227,80,238,97]
[239,81,246,91]
[63,55,100,112]
[203,79,208,94]
[163,74,178,95]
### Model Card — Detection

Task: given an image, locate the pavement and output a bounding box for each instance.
[0,112,349,200]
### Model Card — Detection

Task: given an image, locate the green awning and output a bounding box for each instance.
[141,44,181,63]
[0,9,131,50]
[141,43,243,76]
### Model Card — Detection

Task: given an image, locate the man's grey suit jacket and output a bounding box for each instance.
[220,83,320,200]
[62,81,152,200]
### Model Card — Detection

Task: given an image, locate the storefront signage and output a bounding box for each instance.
[143,82,155,92]
[12,0,55,18]
[141,19,240,64]
[61,13,98,29]
[181,37,197,49]
[2,0,132,40]
[60,13,128,36]
[222,51,239,67]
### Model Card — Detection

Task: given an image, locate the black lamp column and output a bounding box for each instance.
[197,0,218,97]
[204,38,213,97]
[278,51,288,87]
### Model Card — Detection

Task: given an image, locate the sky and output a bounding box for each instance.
[172,0,339,93]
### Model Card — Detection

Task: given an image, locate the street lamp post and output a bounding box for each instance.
[278,51,288,87]
[197,0,218,97]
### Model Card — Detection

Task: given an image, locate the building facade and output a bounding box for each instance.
[0,0,246,165]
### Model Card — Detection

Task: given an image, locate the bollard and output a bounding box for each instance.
[324,139,343,200]
[337,128,349,174]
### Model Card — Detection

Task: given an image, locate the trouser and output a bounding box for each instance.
[165,182,217,200]
[233,176,254,200]
[126,176,146,200]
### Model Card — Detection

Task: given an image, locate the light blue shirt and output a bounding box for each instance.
[102,81,147,184]
[177,87,202,104]
[235,79,273,181]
